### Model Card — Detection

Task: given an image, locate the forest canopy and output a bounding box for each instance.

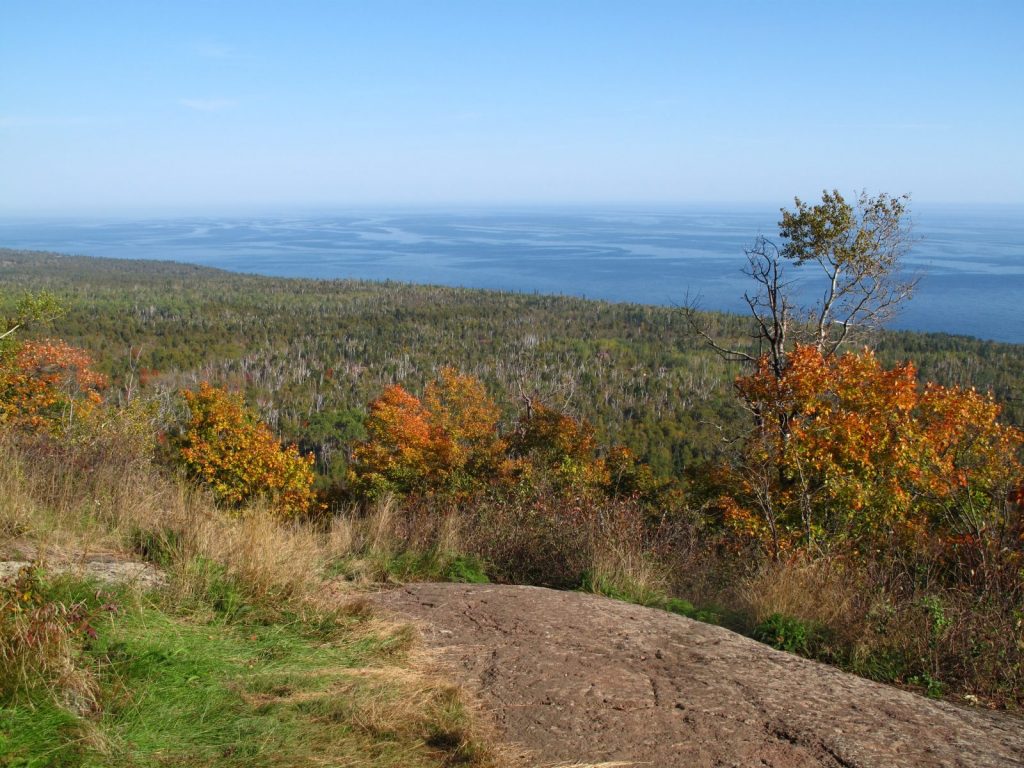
[1,247,1021,485]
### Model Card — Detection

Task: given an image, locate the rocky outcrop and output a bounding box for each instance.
[375,583,1023,768]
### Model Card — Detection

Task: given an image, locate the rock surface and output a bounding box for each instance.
[374,583,1024,768]
[0,554,166,589]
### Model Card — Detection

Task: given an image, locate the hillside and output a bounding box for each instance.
[2,248,1022,482]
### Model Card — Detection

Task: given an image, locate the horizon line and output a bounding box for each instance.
[3,199,1024,220]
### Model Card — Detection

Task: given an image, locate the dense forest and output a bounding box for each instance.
[2,247,1021,484]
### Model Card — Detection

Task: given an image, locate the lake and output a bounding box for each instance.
[1,206,1022,343]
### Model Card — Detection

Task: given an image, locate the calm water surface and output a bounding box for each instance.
[1,207,1022,343]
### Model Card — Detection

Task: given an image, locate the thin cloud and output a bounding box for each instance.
[179,98,237,112]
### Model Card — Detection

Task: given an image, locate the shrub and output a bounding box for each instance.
[509,403,606,489]
[349,368,509,499]
[722,345,1024,573]
[0,339,106,432]
[349,369,676,509]
[176,383,320,519]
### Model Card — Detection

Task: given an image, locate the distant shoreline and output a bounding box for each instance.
[3,246,1021,350]
[7,185,1024,340]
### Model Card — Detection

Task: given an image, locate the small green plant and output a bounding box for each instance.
[443,555,489,584]
[662,598,722,624]
[921,595,951,639]
[753,612,815,655]
[913,594,951,699]
[662,596,696,615]
[909,672,946,699]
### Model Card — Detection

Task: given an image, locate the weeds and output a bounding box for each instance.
[0,565,111,711]
[729,554,1024,704]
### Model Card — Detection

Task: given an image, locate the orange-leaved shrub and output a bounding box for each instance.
[508,404,682,511]
[0,339,106,432]
[423,366,508,481]
[349,367,511,498]
[719,344,1023,580]
[349,367,676,508]
[508,402,607,489]
[176,382,320,519]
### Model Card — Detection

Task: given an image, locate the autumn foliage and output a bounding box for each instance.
[0,339,106,431]
[177,383,320,519]
[424,367,508,480]
[720,345,1024,574]
[508,403,605,487]
[349,367,671,507]
[349,369,510,498]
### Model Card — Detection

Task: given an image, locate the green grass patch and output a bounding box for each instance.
[0,698,92,768]
[442,556,490,584]
[580,571,721,625]
[752,612,819,655]
[328,549,491,586]
[385,551,489,584]
[0,575,488,768]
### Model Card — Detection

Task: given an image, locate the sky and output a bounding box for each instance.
[2,1,1023,214]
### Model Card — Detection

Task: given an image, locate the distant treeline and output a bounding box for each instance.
[2,247,1021,480]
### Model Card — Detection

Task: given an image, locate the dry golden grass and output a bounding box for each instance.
[0,434,143,556]
[167,500,327,607]
[737,555,861,629]
[321,498,401,584]
[587,539,671,604]
[0,429,331,607]
[324,496,476,585]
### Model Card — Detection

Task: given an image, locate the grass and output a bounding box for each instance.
[0,429,493,768]
[92,609,443,766]
[580,568,722,625]
[323,499,489,587]
[1,698,92,767]
[329,550,489,587]
[1,571,489,768]
[375,552,489,585]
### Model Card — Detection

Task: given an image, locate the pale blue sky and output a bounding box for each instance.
[2,1,1022,213]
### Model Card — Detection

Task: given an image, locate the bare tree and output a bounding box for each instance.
[685,190,917,379]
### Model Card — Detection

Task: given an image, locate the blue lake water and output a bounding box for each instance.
[1,206,1022,344]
